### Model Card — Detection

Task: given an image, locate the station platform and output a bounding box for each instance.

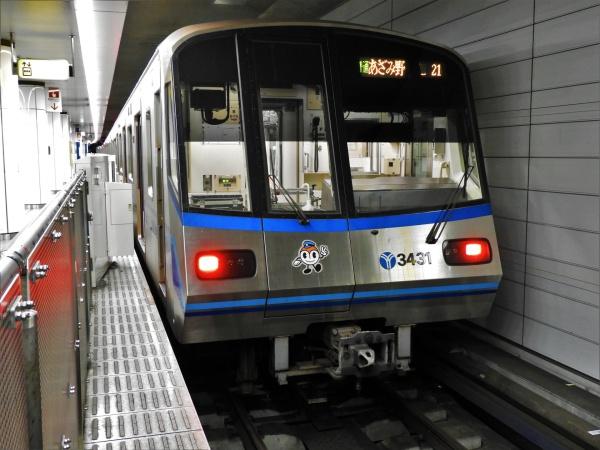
[84,255,209,450]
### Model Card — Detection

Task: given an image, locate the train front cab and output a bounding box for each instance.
[163,25,502,349]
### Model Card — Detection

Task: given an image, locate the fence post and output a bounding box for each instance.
[16,304,43,449]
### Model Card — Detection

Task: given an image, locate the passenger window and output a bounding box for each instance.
[254,41,337,213]
[177,36,250,212]
[145,110,153,197]
[165,82,179,189]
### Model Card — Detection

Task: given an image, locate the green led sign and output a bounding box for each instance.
[359,58,407,78]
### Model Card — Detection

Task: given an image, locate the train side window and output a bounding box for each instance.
[177,36,251,212]
[253,41,338,213]
[145,110,154,197]
[121,128,126,180]
[165,82,179,190]
[116,134,121,172]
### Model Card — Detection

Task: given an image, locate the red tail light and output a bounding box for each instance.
[465,243,483,256]
[443,238,492,265]
[195,250,256,280]
[197,255,220,273]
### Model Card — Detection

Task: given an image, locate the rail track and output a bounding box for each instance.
[192,371,517,449]
[174,327,600,450]
[144,259,599,450]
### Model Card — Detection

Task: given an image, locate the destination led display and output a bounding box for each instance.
[359,58,407,78]
[419,61,443,78]
[359,58,444,79]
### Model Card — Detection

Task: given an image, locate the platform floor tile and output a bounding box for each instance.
[84,256,209,450]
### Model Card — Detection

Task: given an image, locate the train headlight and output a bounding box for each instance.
[195,250,256,279]
[443,238,492,265]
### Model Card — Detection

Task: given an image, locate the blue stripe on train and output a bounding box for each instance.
[185,298,266,311]
[262,218,348,232]
[348,203,493,231]
[185,306,266,316]
[184,281,499,315]
[182,212,262,231]
[178,203,492,232]
[352,281,499,299]
[268,291,353,305]
[352,288,498,305]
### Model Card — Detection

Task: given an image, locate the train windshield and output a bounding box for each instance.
[177,36,252,212]
[335,33,483,214]
[254,41,338,214]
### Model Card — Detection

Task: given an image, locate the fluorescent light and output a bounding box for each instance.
[214,0,247,4]
[74,0,100,141]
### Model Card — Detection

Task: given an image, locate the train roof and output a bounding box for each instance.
[160,19,465,63]
[104,20,466,143]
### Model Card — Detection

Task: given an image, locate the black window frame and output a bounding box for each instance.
[172,31,258,217]
[165,80,180,199]
[240,28,348,220]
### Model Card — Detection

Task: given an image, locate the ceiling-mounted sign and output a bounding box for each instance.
[17,58,70,81]
[46,87,62,113]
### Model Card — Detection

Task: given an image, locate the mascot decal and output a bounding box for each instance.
[292,240,329,275]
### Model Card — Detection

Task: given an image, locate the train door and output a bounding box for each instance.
[143,109,154,258]
[126,125,133,182]
[134,114,144,244]
[117,134,122,174]
[154,90,166,283]
[122,127,128,181]
[142,94,164,286]
[121,128,126,180]
[252,39,354,317]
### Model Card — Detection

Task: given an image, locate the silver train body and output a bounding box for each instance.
[102,21,502,345]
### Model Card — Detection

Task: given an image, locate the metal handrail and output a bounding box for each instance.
[0,171,86,296]
[0,170,88,450]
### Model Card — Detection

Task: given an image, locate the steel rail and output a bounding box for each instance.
[418,355,587,450]
[371,379,467,450]
[229,391,269,450]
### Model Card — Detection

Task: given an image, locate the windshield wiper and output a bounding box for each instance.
[425,165,474,245]
[268,174,310,225]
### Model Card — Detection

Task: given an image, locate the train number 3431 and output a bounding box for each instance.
[397,252,432,266]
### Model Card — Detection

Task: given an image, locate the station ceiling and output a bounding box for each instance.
[0,0,346,142]
[104,0,347,141]
[1,1,86,123]
[0,0,126,139]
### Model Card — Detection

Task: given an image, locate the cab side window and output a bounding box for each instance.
[165,82,179,190]
[177,36,251,212]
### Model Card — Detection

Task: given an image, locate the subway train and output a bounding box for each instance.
[101,21,501,378]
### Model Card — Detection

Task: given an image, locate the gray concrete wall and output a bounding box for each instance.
[323,0,600,379]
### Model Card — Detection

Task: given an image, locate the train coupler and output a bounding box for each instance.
[323,324,410,378]
[271,325,412,385]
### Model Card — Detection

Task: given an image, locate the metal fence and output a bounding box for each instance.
[0,171,90,450]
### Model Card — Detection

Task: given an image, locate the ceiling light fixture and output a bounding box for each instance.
[213,0,248,5]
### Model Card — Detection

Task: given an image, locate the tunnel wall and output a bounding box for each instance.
[323,0,600,379]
